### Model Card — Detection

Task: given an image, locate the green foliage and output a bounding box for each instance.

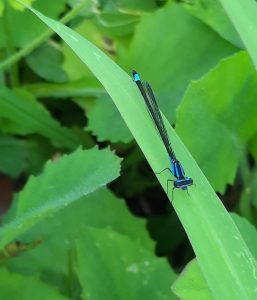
[76,227,176,300]
[0,87,81,149]
[124,3,237,121]
[86,95,132,143]
[26,43,68,83]
[0,147,121,248]
[0,134,26,177]
[0,268,68,300]
[172,259,213,300]
[172,213,257,300]
[0,0,257,299]
[6,0,66,47]
[177,51,257,193]
[6,189,155,292]
[181,0,243,47]
[218,0,257,68]
[0,0,34,15]
[29,6,257,299]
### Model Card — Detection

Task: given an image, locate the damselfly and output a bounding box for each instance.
[132,70,193,193]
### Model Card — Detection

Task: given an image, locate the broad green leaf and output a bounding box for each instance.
[26,42,68,83]
[28,7,257,300]
[0,118,31,135]
[172,213,257,300]
[97,0,157,12]
[218,0,257,69]
[0,87,81,149]
[76,227,177,300]
[177,51,257,193]
[84,95,132,143]
[125,3,238,121]
[0,147,121,249]
[0,0,34,15]
[0,135,26,177]
[6,188,154,279]
[93,2,140,36]
[7,0,66,47]
[181,0,243,48]
[0,268,68,300]
[172,259,212,300]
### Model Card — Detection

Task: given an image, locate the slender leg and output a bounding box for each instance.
[171,187,175,202]
[166,179,174,195]
[155,168,171,175]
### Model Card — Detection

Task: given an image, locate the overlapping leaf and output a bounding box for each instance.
[0,135,26,177]
[0,147,121,249]
[177,51,257,193]
[0,87,81,149]
[181,0,243,48]
[218,0,257,68]
[6,188,154,278]
[125,3,238,122]
[0,268,68,299]
[172,213,257,300]
[76,227,176,300]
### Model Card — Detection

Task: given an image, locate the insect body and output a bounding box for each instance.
[132,70,193,193]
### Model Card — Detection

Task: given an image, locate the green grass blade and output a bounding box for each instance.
[27,7,257,300]
[0,87,81,149]
[219,0,257,68]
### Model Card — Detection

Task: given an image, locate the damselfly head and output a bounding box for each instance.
[132,70,140,82]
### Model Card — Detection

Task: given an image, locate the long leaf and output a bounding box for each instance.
[0,87,80,149]
[27,6,257,300]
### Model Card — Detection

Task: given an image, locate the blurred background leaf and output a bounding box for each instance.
[0,147,121,248]
[181,0,243,48]
[0,87,81,149]
[26,42,68,83]
[76,227,177,300]
[124,3,238,122]
[0,268,69,300]
[0,135,26,178]
[172,212,257,300]
[176,51,257,193]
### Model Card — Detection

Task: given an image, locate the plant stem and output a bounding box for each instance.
[67,247,76,300]
[0,0,90,71]
[2,1,19,86]
[238,143,255,220]
[239,166,257,222]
